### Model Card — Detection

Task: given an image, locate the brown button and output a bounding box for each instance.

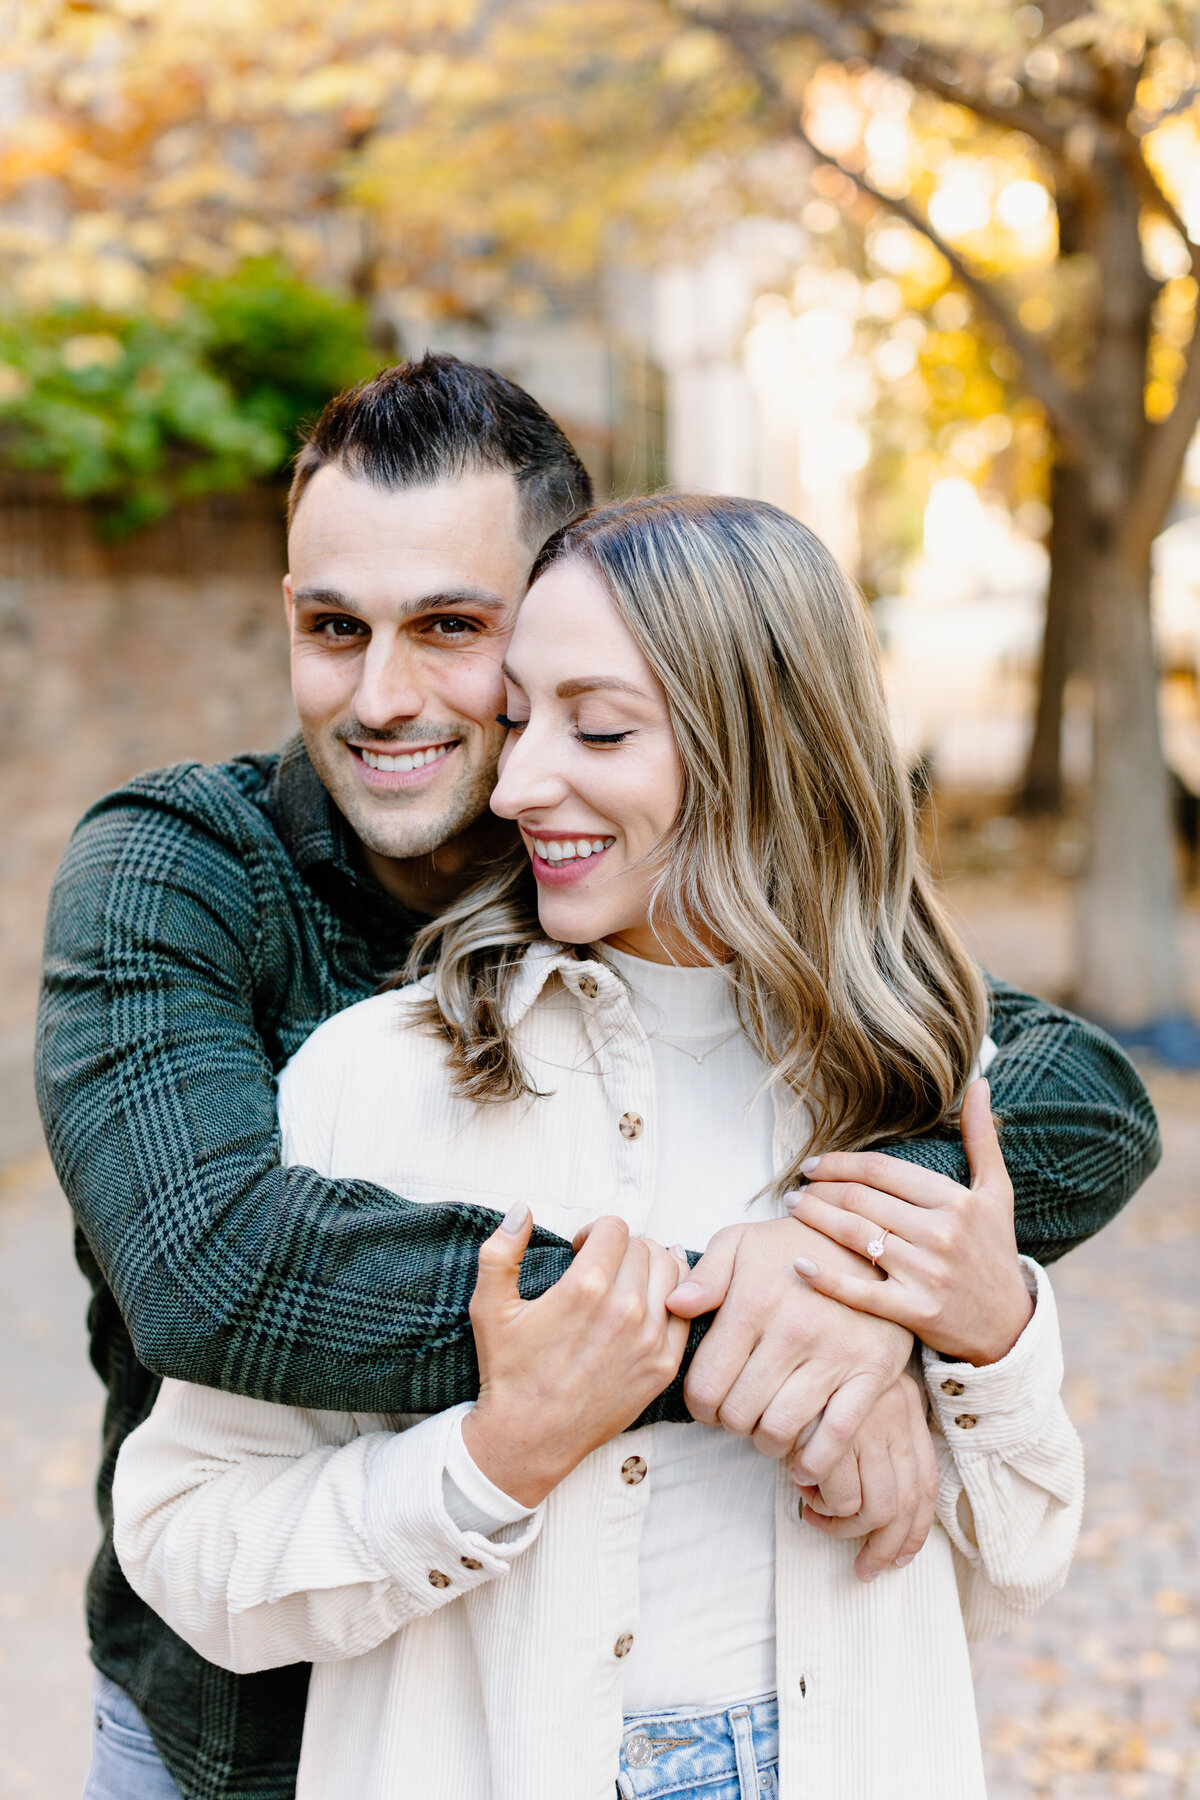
[578,975,599,998]
[954,1414,978,1431]
[621,1455,647,1485]
[941,1378,965,1397]
[460,1556,483,1571]
[428,1569,451,1588]
[614,1632,634,1658]
[619,1112,644,1140]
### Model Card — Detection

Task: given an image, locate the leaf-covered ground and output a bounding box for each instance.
[972,1071,1200,1800]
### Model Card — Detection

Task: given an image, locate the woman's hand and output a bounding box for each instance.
[794,1374,941,1582]
[785,1081,1035,1366]
[461,1204,690,1508]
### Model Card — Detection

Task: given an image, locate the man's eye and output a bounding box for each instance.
[316,616,364,640]
[496,713,528,731]
[429,616,476,637]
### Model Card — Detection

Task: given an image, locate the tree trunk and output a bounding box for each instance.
[1076,543,1182,1024]
[1018,457,1090,813]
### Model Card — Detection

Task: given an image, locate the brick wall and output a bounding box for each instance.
[0,480,296,1029]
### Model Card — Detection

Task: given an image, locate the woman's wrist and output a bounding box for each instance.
[943,1271,1035,1367]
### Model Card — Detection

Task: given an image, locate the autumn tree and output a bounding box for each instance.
[5,0,1199,1035]
[355,0,1200,1039]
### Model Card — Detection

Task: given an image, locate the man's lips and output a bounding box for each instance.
[348,739,461,789]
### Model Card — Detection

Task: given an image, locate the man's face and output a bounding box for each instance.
[285,465,531,868]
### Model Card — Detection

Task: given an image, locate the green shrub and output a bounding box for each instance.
[0,260,379,534]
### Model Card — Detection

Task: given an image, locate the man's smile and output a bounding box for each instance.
[348,738,463,789]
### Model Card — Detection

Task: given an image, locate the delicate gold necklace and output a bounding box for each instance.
[646,1027,741,1066]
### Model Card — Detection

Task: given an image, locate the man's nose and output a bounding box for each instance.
[490,723,568,819]
[353,635,424,730]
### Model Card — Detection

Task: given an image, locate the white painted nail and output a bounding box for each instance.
[499,1202,530,1235]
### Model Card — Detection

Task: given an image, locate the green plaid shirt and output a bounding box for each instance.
[36,738,1160,1800]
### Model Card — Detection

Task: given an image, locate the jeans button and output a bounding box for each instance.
[624,1733,653,1768]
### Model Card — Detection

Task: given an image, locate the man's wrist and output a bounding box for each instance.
[460,1403,567,1509]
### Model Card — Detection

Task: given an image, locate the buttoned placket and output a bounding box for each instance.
[504,948,830,1740]
[555,959,658,1236]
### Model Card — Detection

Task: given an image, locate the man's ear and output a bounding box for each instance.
[282,573,294,630]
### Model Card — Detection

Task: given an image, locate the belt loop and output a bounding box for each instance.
[729,1705,759,1798]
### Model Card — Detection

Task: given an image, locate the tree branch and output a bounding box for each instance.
[1122,311,1200,557]
[677,1,1068,151]
[692,11,1091,456]
[1124,138,1200,281]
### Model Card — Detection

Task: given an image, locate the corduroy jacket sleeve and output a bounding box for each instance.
[37,767,1160,1418]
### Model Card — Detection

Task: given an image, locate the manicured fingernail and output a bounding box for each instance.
[671,1243,688,1260]
[801,1156,820,1175]
[861,1567,881,1582]
[671,1279,700,1298]
[894,1553,915,1568]
[499,1201,529,1235]
[794,1257,820,1279]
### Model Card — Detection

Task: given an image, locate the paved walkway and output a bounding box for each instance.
[0,1072,1195,1799]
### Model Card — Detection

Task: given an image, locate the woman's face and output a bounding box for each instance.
[489,559,684,958]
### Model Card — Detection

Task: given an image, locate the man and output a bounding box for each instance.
[37,355,1160,1800]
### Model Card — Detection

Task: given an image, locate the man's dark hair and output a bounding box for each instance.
[288,352,593,546]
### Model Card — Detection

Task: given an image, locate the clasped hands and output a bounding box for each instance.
[463,1085,1024,1583]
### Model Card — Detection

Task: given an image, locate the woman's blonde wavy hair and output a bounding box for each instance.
[401,493,988,1191]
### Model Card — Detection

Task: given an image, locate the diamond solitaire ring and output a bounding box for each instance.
[866,1231,889,1266]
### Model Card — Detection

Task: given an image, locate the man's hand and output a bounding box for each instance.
[666,1216,913,1482]
[463,1206,689,1507]
[794,1374,940,1582]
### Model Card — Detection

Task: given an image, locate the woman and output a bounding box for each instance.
[113,495,1082,1800]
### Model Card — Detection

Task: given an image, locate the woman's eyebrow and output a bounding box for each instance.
[498,669,649,699]
[554,677,648,699]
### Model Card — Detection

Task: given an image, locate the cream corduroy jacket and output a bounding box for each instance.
[113,946,1084,1800]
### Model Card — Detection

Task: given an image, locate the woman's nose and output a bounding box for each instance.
[490,724,568,819]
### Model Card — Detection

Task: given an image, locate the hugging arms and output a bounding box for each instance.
[42,758,1157,1470]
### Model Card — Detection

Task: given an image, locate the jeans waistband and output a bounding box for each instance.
[617,1694,779,1798]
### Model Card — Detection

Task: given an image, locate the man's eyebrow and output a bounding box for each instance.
[291,585,510,615]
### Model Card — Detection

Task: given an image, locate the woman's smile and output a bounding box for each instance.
[524,830,618,885]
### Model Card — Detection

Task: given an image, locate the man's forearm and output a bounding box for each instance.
[872,978,1160,1263]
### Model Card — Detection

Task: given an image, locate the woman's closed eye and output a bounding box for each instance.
[495,713,631,746]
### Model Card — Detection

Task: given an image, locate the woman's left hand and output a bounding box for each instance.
[786,1080,1035,1366]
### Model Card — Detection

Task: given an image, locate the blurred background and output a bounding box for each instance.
[0,3,1197,1796]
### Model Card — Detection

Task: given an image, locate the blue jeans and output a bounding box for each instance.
[617,1695,779,1799]
[83,1672,183,1800]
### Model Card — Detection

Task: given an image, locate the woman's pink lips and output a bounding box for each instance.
[527,840,615,887]
[349,742,460,791]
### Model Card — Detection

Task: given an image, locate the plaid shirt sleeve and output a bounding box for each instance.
[36,771,571,1416]
[877,978,1160,1265]
[37,769,1160,1421]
